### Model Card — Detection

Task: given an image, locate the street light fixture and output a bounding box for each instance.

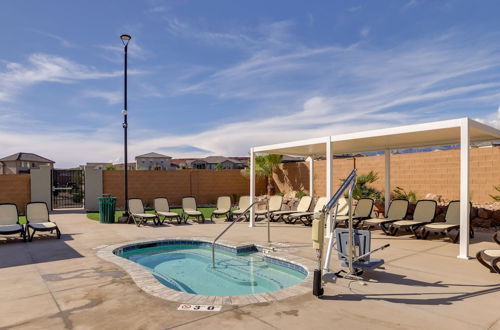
[120,34,131,217]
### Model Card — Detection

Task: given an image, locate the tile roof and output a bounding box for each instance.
[135,152,172,159]
[0,152,54,163]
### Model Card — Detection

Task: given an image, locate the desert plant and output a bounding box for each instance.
[393,186,417,202]
[215,163,223,170]
[243,154,283,195]
[490,185,500,201]
[343,171,382,200]
[295,190,307,199]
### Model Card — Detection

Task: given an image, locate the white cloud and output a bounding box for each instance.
[83,90,122,105]
[2,23,500,167]
[0,53,121,102]
[476,107,500,128]
[30,30,76,48]
[360,27,370,38]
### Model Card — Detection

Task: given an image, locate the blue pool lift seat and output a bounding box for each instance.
[335,228,385,270]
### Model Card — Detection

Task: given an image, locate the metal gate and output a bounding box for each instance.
[52,169,85,209]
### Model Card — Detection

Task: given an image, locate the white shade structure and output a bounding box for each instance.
[250,118,500,259]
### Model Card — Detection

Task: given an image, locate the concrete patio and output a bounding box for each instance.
[0,211,498,330]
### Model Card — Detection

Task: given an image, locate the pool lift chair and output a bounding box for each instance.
[312,169,390,297]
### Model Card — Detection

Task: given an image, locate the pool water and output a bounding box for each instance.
[119,244,306,296]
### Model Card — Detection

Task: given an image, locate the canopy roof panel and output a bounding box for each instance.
[253,118,500,156]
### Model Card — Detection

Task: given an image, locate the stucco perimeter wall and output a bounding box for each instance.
[275,147,500,203]
[103,170,266,209]
[84,167,103,212]
[0,174,31,214]
[30,165,52,210]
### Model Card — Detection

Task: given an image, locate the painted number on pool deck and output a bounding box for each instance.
[178,304,222,312]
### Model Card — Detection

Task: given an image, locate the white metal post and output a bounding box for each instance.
[325,137,333,236]
[458,118,470,259]
[249,148,256,227]
[384,149,391,217]
[308,156,315,197]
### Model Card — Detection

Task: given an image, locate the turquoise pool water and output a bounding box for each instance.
[118,244,306,296]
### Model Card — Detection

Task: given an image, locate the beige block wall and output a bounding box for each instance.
[0,174,31,214]
[103,170,266,209]
[276,147,500,203]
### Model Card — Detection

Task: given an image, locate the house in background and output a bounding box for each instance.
[81,162,113,170]
[188,156,246,169]
[0,152,54,174]
[114,163,136,170]
[135,152,175,170]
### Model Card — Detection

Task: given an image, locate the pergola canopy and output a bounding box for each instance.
[253,118,500,156]
[249,118,500,260]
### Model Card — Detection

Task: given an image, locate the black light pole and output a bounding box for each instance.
[120,34,131,216]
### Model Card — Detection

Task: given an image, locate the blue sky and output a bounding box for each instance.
[1,0,500,167]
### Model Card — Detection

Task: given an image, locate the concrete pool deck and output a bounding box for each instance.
[0,210,499,330]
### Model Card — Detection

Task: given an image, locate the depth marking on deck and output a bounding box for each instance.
[178,304,222,312]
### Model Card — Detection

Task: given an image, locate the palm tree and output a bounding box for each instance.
[244,154,283,195]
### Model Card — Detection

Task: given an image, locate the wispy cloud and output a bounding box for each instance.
[83,90,122,105]
[3,19,500,166]
[0,53,122,102]
[98,40,151,63]
[29,29,77,48]
[360,27,370,38]
[476,107,500,128]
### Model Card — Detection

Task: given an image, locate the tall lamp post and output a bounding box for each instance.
[120,34,131,216]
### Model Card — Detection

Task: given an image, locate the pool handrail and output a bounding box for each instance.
[212,201,260,268]
[321,168,357,273]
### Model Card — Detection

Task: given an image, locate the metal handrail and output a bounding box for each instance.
[322,168,357,272]
[322,168,357,214]
[212,201,259,268]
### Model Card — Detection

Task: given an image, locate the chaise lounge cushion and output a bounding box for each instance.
[391,220,427,226]
[157,211,179,217]
[29,222,57,230]
[133,213,157,218]
[424,223,458,230]
[185,209,202,216]
[0,224,23,233]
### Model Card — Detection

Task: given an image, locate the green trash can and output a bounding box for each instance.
[99,195,117,223]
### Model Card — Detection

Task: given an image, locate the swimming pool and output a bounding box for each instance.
[117,241,307,296]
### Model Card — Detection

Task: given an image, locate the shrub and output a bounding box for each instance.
[343,171,382,200]
[490,185,500,201]
[393,186,417,202]
[295,190,307,199]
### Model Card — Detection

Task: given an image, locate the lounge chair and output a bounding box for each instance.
[387,200,437,237]
[154,198,182,224]
[182,197,205,223]
[231,196,250,221]
[420,200,474,243]
[128,198,159,227]
[362,199,409,234]
[287,197,327,226]
[26,202,61,241]
[476,233,500,273]
[271,195,312,223]
[211,196,232,221]
[335,198,374,228]
[255,195,283,221]
[0,203,26,242]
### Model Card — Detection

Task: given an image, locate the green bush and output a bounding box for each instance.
[295,190,307,199]
[393,186,417,202]
[343,171,382,200]
[490,185,500,201]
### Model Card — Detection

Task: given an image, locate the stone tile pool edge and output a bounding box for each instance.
[96,237,315,306]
